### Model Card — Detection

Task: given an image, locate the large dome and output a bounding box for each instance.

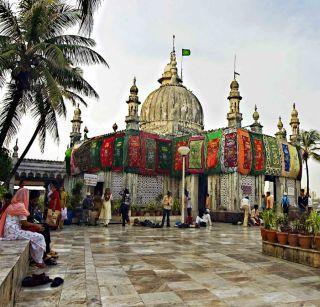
[140,51,204,135]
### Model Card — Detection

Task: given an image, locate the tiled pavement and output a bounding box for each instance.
[14,223,320,306]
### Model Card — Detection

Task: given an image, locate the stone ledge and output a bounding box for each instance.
[262,241,320,268]
[0,240,30,307]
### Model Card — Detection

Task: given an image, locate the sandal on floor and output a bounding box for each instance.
[50,277,64,287]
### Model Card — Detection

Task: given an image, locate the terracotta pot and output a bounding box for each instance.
[276,232,288,245]
[260,228,267,241]
[298,235,313,249]
[314,236,320,251]
[288,233,299,247]
[266,230,277,243]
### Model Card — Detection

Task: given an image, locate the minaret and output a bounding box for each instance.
[13,139,19,158]
[250,105,263,133]
[70,104,82,147]
[275,116,287,141]
[227,78,243,128]
[289,103,300,144]
[125,77,141,130]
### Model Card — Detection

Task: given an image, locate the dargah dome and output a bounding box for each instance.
[140,49,204,135]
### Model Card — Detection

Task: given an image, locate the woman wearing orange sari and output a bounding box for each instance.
[0,188,46,268]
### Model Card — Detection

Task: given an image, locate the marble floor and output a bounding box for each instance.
[14,223,320,307]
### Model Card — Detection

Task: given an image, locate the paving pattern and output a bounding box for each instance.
[14,224,320,306]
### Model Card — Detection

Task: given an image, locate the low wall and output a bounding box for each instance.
[212,211,244,223]
[0,240,30,307]
[262,241,320,268]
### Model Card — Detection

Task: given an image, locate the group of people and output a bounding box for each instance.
[0,186,59,268]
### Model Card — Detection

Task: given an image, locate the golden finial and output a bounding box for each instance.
[277,116,283,130]
[253,105,259,123]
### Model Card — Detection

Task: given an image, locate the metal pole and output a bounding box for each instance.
[181,155,185,222]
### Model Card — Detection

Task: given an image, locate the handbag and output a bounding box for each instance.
[46,209,60,226]
[61,208,68,220]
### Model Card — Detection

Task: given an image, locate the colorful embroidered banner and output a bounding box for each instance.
[90,138,102,171]
[289,144,301,179]
[188,136,204,173]
[156,139,172,174]
[123,131,141,172]
[100,135,115,170]
[65,148,72,175]
[140,132,157,175]
[205,130,222,174]
[221,128,238,173]
[237,129,252,175]
[249,132,265,175]
[112,134,125,171]
[73,141,91,172]
[280,142,291,177]
[263,135,282,176]
[172,136,189,176]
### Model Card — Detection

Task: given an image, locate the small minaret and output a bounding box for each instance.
[70,104,82,147]
[290,103,300,144]
[13,139,19,158]
[275,116,287,141]
[125,77,141,130]
[250,105,263,133]
[227,78,243,128]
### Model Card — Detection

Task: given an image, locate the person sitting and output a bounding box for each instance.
[195,210,211,227]
[249,204,261,226]
[26,190,58,261]
[0,189,46,268]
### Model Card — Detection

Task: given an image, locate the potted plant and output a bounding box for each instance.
[276,214,290,245]
[172,198,180,216]
[155,194,163,216]
[307,210,320,250]
[112,199,121,215]
[298,213,313,249]
[131,204,138,216]
[261,210,277,243]
[288,220,299,247]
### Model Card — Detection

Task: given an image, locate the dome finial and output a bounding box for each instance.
[253,104,259,123]
[130,76,138,94]
[277,116,283,130]
[172,34,175,52]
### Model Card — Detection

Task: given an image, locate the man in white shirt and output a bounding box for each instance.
[240,196,250,227]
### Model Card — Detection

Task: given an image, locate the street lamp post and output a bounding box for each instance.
[178,146,190,223]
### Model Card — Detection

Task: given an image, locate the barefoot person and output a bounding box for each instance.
[0,189,46,268]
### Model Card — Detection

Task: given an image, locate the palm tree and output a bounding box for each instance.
[298,130,320,196]
[77,0,102,36]
[0,0,107,148]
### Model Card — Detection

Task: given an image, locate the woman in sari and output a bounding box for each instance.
[0,188,46,268]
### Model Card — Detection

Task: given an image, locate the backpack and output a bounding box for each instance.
[282,196,289,209]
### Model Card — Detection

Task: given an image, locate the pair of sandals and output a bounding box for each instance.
[22,273,64,288]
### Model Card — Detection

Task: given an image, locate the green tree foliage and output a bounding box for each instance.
[0,147,11,181]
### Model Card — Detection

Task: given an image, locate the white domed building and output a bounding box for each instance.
[66,46,303,222]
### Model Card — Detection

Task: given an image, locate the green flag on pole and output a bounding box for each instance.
[182,49,191,56]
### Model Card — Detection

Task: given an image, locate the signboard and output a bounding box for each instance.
[288,187,295,196]
[241,185,252,195]
[84,173,98,186]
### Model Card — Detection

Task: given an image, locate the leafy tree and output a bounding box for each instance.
[298,130,320,196]
[0,0,108,185]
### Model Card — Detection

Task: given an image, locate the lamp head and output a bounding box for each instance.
[178,146,190,156]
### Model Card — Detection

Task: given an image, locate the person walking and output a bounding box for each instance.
[99,188,112,227]
[59,186,67,229]
[47,183,61,229]
[81,192,93,225]
[240,196,250,227]
[120,188,130,227]
[161,191,173,228]
[281,192,290,215]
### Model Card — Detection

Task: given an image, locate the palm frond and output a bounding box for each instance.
[0,1,21,40]
[78,0,102,36]
[46,35,96,47]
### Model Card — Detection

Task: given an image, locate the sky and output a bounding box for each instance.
[5,0,320,195]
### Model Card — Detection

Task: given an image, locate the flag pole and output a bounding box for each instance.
[234,54,236,80]
[181,55,183,81]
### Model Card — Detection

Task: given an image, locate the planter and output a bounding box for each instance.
[265,230,277,243]
[131,211,137,216]
[173,211,179,216]
[298,234,313,249]
[260,228,267,241]
[276,232,288,245]
[314,236,320,251]
[288,233,299,247]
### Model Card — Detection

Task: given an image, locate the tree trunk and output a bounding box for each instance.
[305,158,310,197]
[0,88,23,149]
[4,122,42,187]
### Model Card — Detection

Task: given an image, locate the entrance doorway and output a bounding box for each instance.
[94,182,104,196]
[264,175,276,202]
[198,174,208,214]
